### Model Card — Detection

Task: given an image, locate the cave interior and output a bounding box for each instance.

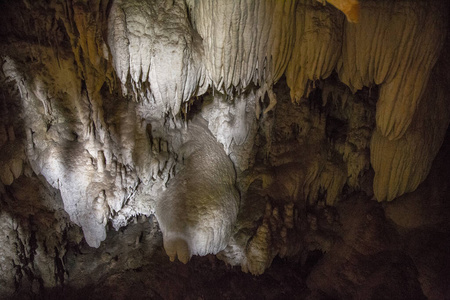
[0,0,449,299]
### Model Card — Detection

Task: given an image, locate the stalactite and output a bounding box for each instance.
[108,0,208,117]
[188,0,296,93]
[155,117,239,262]
[285,1,344,102]
[371,48,450,201]
[338,0,447,140]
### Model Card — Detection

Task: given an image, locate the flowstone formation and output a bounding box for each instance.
[0,0,449,299]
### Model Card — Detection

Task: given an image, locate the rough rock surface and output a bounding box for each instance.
[0,0,449,299]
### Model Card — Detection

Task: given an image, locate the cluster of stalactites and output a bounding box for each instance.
[107,0,448,202]
[370,45,450,201]
[107,0,359,115]
[107,0,209,118]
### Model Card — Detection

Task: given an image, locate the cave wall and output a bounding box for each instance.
[0,0,449,298]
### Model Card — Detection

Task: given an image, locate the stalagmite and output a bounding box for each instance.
[242,202,273,275]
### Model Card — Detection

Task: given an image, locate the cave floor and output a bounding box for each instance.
[41,252,310,300]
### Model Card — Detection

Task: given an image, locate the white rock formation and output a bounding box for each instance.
[155,117,239,263]
[108,0,208,115]
[0,0,449,283]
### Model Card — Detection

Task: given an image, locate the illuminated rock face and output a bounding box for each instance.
[155,117,239,263]
[0,0,449,298]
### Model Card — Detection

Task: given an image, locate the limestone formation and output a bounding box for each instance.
[0,0,449,298]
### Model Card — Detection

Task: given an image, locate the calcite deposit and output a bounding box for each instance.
[0,0,449,299]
